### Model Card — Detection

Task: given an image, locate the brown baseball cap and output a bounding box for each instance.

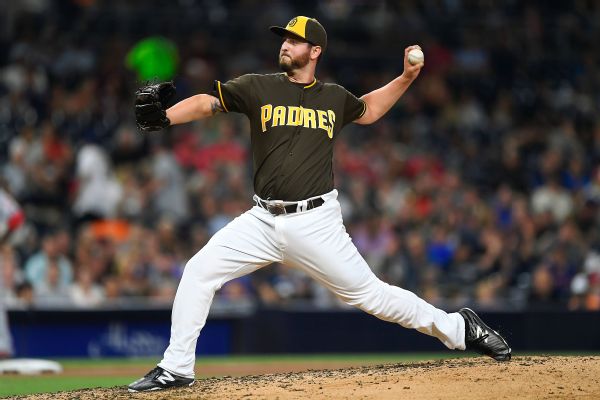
[270,16,327,53]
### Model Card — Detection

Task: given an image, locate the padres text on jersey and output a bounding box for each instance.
[260,105,336,139]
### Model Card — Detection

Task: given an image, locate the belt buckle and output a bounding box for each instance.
[267,202,286,216]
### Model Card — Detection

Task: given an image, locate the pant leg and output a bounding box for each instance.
[0,300,13,356]
[159,207,282,377]
[281,195,465,350]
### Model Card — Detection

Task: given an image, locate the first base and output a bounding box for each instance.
[0,359,63,375]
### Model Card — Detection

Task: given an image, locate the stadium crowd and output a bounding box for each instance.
[1,0,599,311]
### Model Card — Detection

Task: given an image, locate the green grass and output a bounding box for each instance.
[0,376,135,398]
[1,352,598,397]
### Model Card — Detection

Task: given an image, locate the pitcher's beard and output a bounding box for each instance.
[279,57,294,72]
[278,53,310,73]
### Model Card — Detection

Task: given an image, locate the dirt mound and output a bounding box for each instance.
[11,356,600,400]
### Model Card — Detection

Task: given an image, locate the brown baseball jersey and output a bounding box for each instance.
[214,73,366,201]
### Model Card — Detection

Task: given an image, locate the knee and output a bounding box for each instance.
[338,277,387,310]
[357,280,391,314]
[181,247,221,289]
[344,280,417,320]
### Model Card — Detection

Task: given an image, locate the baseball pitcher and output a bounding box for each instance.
[129,16,511,392]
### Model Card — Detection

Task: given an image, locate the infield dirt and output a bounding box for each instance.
[10,356,600,399]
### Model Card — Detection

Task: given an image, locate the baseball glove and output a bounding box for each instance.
[135,81,176,132]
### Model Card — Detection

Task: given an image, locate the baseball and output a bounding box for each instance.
[408,48,424,65]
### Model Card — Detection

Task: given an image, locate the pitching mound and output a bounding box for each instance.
[12,356,600,400]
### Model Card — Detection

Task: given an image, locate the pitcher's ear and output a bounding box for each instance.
[311,46,322,59]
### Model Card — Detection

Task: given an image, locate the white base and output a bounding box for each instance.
[0,359,63,375]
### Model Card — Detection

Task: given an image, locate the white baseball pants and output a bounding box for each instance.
[159,189,465,378]
[0,299,13,356]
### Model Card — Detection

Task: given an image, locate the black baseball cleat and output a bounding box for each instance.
[459,307,512,362]
[128,366,195,392]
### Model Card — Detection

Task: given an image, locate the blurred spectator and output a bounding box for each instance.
[148,141,189,224]
[70,267,104,308]
[147,251,183,301]
[426,225,456,271]
[531,176,574,223]
[13,281,33,307]
[586,274,600,311]
[73,144,123,221]
[220,276,254,306]
[528,265,563,310]
[353,212,395,277]
[102,275,122,303]
[34,258,71,307]
[24,232,73,290]
[2,133,29,199]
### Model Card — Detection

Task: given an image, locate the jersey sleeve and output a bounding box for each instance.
[342,87,367,126]
[213,74,254,115]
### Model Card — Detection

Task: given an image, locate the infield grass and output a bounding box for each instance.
[0,351,597,397]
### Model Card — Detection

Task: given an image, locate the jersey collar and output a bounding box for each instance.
[282,73,318,89]
[303,78,317,89]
